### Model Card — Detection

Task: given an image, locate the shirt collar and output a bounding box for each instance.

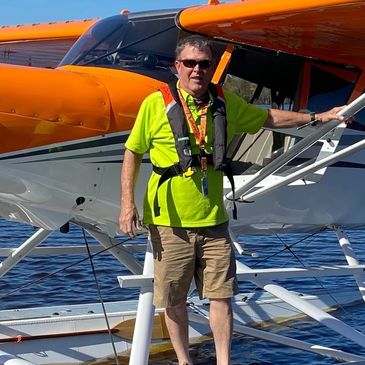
[177,80,213,109]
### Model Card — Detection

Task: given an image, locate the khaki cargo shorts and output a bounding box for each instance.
[149,222,238,308]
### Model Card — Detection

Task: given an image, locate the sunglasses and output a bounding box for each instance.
[178,59,213,69]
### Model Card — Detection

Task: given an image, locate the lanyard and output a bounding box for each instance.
[177,89,209,195]
[177,89,208,150]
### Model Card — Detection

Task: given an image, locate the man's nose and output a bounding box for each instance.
[192,64,203,71]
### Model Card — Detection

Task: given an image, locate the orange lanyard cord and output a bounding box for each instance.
[177,89,208,149]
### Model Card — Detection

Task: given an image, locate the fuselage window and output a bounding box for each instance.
[307,64,357,112]
[59,11,180,81]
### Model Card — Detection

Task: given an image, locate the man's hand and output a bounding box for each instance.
[119,203,142,238]
[317,106,347,124]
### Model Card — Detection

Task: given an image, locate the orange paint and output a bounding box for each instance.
[1,0,364,157]
[0,19,97,42]
[350,73,365,102]
[0,64,163,154]
[178,0,365,68]
[212,43,234,85]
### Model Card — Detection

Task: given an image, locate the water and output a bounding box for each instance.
[1,218,365,364]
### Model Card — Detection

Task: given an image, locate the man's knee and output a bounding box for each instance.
[166,301,188,319]
[209,298,232,313]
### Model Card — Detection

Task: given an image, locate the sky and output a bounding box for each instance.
[0,0,214,26]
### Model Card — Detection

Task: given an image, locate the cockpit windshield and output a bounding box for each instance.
[59,10,180,81]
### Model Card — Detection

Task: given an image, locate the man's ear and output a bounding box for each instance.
[174,60,182,75]
[170,64,178,77]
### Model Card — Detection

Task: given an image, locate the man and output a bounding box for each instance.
[119,35,344,365]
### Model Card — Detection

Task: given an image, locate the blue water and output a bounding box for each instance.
[1,218,365,364]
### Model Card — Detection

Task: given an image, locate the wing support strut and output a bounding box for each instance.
[225,92,365,203]
[0,350,37,365]
[240,136,365,203]
[229,227,365,349]
[335,226,365,301]
[120,225,365,364]
[0,228,52,278]
[188,310,365,363]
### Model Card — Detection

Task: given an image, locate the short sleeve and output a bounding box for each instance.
[124,92,163,154]
[224,91,268,139]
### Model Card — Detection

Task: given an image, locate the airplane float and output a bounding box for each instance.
[1,0,365,364]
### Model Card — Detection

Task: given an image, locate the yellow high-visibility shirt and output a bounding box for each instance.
[125,87,268,227]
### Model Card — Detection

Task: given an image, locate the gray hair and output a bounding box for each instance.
[175,35,215,60]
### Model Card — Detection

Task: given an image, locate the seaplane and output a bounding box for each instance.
[1,0,365,364]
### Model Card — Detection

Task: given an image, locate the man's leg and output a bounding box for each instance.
[209,298,233,365]
[165,301,192,365]
[149,226,196,365]
[196,223,237,364]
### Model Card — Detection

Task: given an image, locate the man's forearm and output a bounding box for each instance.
[119,148,143,237]
[265,107,345,129]
[121,149,143,209]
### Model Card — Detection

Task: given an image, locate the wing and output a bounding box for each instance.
[177,0,365,68]
[0,19,97,68]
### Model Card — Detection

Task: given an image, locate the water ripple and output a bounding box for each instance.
[1,219,365,364]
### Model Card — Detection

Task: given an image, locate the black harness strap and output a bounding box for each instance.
[152,163,182,217]
[154,80,237,219]
[222,164,237,220]
[152,154,213,217]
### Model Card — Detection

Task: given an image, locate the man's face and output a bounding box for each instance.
[175,45,215,98]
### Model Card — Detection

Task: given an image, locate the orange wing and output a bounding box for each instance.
[177,0,365,68]
[0,19,97,68]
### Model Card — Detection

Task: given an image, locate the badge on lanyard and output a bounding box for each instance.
[200,155,208,196]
